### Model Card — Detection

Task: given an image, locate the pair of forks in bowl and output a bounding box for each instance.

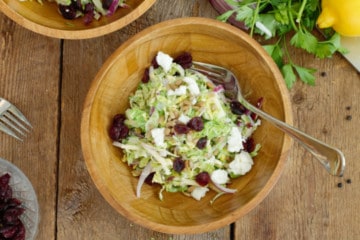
[0,97,32,141]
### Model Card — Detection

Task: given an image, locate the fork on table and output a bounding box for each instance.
[0,98,32,141]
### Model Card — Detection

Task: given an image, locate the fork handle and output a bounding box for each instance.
[241,99,345,177]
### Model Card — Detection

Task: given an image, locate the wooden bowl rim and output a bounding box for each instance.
[81,17,293,234]
[0,0,156,39]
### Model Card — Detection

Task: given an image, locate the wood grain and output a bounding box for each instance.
[0,14,60,239]
[1,0,359,239]
[233,38,360,240]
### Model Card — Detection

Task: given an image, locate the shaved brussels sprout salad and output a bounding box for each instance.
[36,0,127,24]
[109,51,262,201]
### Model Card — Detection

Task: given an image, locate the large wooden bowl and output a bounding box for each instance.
[0,0,155,39]
[81,17,293,234]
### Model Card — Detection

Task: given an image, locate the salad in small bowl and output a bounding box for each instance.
[109,51,263,202]
[0,0,155,39]
[81,17,293,234]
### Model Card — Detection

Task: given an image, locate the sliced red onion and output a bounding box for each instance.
[107,0,119,16]
[213,84,224,93]
[136,163,153,198]
[149,106,155,116]
[212,180,237,194]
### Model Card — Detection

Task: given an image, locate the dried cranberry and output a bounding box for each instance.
[195,172,210,186]
[0,187,12,201]
[58,4,77,19]
[243,137,255,153]
[83,11,94,25]
[75,0,82,9]
[187,117,204,131]
[250,112,258,120]
[0,225,17,238]
[151,56,159,68]
[173,157,185,173]
[145,172,155,185]
[3,208,25,224]
[230,101,247,115]
[102,0,113,9]
[13,222,25,240]
[84,2,94,12]
[118,125,129,139]
[109,125,121,140]
[112,114,126,126]
[174,52,193,69]
[0,174,26,240]
[142,68,150,83]
[196,137,207,149]
[0,173,10,188]
[6,198,21,208]
[109,124,129,141]
[174,123,190,134]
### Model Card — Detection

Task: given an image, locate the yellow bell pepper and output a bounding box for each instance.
[317,0,360,37]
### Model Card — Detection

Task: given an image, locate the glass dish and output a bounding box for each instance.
[0,158,39,240]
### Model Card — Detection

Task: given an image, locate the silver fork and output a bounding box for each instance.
[191,61,345,177]
[0,98,32,141]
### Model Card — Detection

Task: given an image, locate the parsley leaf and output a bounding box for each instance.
[316,33,348,58]
[290,30,318,54]
[263,44,283,67]
[217,10,237,22]
[216,0,345,88]
[235,6,253,23]
[281,64,296,89]
[293,65,316,85]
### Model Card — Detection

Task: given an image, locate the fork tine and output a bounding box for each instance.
[191,61,227,79]
[191,61,239,100]
[3,112,29,133]
[191,63,226,86]
[8,105,32,128]
[0,98,31,140]
[0,121,23,141]
[0,116,26,136]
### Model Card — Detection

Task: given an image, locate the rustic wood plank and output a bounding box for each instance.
[2,0,357,239]
[0,13,60,240]
[233,41,360,239]
[57,1,230,239]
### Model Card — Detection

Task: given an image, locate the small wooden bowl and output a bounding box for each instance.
[0,0,155,39]
[81,17,293,234]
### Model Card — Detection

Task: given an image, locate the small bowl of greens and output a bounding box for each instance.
[0,0,155,39]
[81,17,293,234]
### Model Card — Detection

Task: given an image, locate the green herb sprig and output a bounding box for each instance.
[217,0,347,88]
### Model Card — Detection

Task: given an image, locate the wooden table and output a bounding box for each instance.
[0,1,359,239]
